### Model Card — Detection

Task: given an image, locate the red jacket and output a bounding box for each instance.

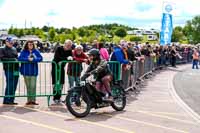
[67,50,88,76]
[73,50,88,62]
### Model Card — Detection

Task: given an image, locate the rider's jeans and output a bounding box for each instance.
[96,75,112,94]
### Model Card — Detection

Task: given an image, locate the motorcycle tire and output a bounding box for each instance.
[111,86,126,111]
[66,91,91,118]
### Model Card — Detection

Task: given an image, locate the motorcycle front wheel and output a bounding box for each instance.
[66,91,91,118]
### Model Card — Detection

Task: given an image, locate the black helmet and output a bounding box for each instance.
[87,49,100,61]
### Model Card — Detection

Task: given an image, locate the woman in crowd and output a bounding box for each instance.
[18,40,43,105]
[98,42,110,61]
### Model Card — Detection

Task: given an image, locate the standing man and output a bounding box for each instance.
[52,39,73,104]
[0,37,19,105]
[170,46,177,67]
[192,48,199,69]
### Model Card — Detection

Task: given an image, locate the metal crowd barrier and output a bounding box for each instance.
[0,60,121,105]
[176,52,193,64]
[53,61,121,98]
[0,61,57,105]
[0,52,193,105]
[126,52,193,91]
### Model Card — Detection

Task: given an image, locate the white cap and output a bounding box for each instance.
[75,45,83,49]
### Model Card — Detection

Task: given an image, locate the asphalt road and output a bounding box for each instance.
[174,67,200,116]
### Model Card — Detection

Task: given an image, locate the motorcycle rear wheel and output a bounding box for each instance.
[111,86,126,111]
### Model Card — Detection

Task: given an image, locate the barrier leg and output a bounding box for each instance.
[47,96,50,106]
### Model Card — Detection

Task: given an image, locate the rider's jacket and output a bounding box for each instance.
[82,60,112,81]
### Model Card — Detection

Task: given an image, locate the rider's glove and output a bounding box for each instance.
[80,73,91,81]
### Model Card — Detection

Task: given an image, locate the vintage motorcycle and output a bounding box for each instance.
[65,77,126,118]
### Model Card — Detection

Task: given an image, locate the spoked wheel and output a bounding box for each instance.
[66,91,91,118]
[111,86,126,111]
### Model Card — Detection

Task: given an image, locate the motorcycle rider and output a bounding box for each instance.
[81,49,113,101]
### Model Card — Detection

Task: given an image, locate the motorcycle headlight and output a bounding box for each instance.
[80,81,85,86]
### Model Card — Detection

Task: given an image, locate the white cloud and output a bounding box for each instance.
[0,0,199,29]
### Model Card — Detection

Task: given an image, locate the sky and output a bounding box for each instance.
[0,0,199,30]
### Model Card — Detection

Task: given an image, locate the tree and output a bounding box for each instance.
[113,36,121,44]
[26,29,32,35]
[78,28,87,37]
[65,28,72,34]
[48,27,56,41]
[183,21,193,38]
[13,28,19,37]
[31,27,36,34]
[183,16,200,44]
[98,35,108,42]
[42,26,49,32]
[114,27,127,38]
[130,36,143,42]
[171,26,184,42]
[60,28,66,33]
[56,34,68,44]
[8,26,14,34]
[18,29,25,37]
[35,29,45,40]
[191,16,200,43]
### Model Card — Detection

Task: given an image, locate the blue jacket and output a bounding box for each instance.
[110,46,129,64]
[18,49,43,76]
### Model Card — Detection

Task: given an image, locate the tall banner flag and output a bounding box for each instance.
[160,2,174,45]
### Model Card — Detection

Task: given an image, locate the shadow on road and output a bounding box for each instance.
[0,105,36,114]
[66,110,127,122]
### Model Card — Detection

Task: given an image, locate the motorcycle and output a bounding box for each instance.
[65,78,126,118]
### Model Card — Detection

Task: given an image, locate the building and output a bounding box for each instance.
[127,29,159,41]
[0,30,8,36]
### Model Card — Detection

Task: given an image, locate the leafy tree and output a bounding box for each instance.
[42,25,49,32]
[65,34,74,41]
[113,36,121,44]
[130,36,143,42]
[31,27,36,34]
[181,16,200,44]
[35,29,45,40]
[26,29,32,35]
[98,35,108,42]
[190,16,200,43]
[8,26,14,34]
[78,28,85,37]
[59,34,68,43]
[114,27,127,38]
[65,28,72,34]
[18,29,24,37]
[13,28,19,37]
[48,27,56,41]
[172,26,184,42]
